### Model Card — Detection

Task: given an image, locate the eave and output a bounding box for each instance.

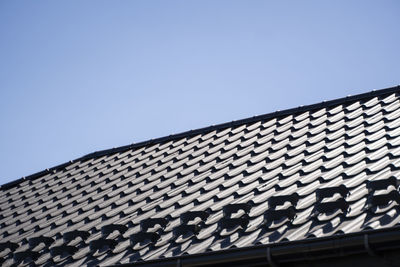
[114,226,400,267]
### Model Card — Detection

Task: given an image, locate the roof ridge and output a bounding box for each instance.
[1,85,399,190]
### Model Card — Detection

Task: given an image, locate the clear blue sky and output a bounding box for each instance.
[0,1,399,185]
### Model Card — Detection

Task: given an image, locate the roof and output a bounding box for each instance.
[2,86,400,266]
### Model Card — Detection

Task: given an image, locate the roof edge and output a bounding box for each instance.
[2,85,399,190]
[82,85,400,159]
[113,226,400,267]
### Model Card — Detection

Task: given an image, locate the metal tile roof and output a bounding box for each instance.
[2,86,400,266]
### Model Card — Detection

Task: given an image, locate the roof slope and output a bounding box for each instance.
[2,86,400,266]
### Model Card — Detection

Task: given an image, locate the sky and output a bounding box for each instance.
[0,0,399,185]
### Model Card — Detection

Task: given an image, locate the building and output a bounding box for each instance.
[2,86,400,266]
